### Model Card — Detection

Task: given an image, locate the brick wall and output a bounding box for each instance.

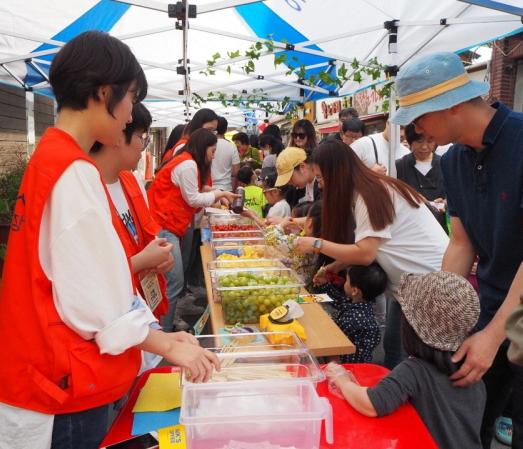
[0,84,27,174]
[0,84,55,173]
[35,94,55,140]
[488,32,523,108]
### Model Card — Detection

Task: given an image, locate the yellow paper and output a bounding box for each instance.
[158,425,187,449]
[132,373,181,412]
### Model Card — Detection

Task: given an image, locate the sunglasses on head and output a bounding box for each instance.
[292,132,307,140]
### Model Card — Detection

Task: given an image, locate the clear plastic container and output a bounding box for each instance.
[209,214,260,231]
[182,332,324,385]
[210,267,304,323]
[180,379,333,449]
[211,237,267,259]
[208,258,284,270]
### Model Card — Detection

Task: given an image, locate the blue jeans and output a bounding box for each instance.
[159,229,185,331]
[383,298,407,369]
[51,404,109,449]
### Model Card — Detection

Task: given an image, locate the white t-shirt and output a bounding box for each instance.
[354,189,448,298]
[171,160,216,208]
[350,133,410,169]
[0,161,157,449]
[107,179,139,243]
[267,199,291,219]
[211,138,240,191]
[415,160,433,176]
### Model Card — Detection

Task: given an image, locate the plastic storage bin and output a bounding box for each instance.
[209,214,263,239]
[180,379,333,449]
[181,332,324,385]
[211,237,267,259]
[210,267,303,322]
[208,258,284,270]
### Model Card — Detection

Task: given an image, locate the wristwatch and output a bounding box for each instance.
[312,238,323,254]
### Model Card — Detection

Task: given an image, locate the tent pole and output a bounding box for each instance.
[385,20,399,179]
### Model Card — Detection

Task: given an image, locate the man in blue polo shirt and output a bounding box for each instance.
[391,51,523,449]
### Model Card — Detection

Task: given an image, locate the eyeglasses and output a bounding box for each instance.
[135,132,151,148]
[262,188,279,194]
[291,132,307,140]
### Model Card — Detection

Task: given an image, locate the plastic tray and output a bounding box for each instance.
[180,379,333,449]
[182,332,324,385]
[208,258,284,270]
[210,267,303,323]
[211,238,267,259]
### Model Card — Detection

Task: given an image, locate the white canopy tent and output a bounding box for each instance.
[0,0,522,129]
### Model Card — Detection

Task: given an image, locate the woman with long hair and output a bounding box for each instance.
[289,119,317,152]
[148,129,237,331]
[161,108,219,164]
[295,139,448,368]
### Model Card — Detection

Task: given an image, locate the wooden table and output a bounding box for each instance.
[200,245,355,357]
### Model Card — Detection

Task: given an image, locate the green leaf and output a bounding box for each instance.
[274,54,287,67]
[338,63,347,79]
[353,71,362,83]
[351,57,359,70]
[226,65,231,75]
[319,71,335,85]
[255,41,263,50]
[212,52,221,60]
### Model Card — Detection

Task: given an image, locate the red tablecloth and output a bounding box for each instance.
[100,364,438,449]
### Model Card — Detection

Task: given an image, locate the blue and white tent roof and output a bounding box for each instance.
[0,0,522,125]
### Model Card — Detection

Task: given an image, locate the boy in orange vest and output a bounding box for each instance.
[0,31,219,449]
[90,103,171,320]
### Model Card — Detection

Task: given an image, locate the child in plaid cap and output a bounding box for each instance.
[326,271,486,449]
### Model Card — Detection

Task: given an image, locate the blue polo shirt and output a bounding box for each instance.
[441,102,523,330]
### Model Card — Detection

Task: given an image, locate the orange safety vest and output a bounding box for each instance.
[148,151,201,238]
[0,128,141,414]
[109,171,168,319]
[161,137,188,165]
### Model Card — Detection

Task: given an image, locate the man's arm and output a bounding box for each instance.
[442,216,476,277]
[231,163,240,178]
[451,262,523,386]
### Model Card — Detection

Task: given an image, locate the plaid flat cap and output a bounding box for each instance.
[397,271,480,352]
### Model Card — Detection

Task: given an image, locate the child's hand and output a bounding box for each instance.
[313,266,328,286]
[265,216,283,225]
[325,362,358,383]
[240,208,256,220]
[281,217,303,234]
[325,362,359,399]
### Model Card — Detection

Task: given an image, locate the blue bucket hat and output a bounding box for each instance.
[391,52,490,126]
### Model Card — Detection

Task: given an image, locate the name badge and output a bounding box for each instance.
[140,272,162,311]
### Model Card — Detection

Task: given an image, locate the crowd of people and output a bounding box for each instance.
[0,30,521,449]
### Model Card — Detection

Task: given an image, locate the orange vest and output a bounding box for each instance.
[148,152,200,238]
[108,171,168,319]
[0,128,141,414]
[161,137,188,165]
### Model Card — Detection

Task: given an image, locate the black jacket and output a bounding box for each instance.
[396,153,447,231]
[396,153,445,201]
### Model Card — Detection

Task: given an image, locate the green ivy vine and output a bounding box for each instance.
[194,39,391,116]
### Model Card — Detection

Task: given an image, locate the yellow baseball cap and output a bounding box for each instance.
[275,147,307,187]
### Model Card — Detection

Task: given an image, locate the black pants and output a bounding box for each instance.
[481,344,523,449]
[51,404,109,449]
